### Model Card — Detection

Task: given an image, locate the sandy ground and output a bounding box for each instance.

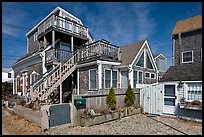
[2,107,44,135]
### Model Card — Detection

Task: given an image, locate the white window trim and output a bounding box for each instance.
[121,70,129,88]
[182,50,193,63]
[185,83,202,102]
[135,51,145,68]
[112,70,118,89]
[104,69,112,89]
[150,73,156,79]
[133,70,138,88]
[146,51,155,70]
[138,71,143,84]
[145,72,150,78]
[89,69,97,91]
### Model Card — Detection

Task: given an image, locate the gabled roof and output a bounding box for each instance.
[26,6,83,36]
[120,39,145,66]
[160,63,202,82]
[153,53,167,60]
[172,15,202,35]
[2,68,12,73]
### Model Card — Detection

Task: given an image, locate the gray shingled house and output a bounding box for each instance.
[160,15,202,120]
[153,54,167,81]
[12,7,164,109]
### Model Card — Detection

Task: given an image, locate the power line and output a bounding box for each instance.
[2,55,22,58]
[2,22,30,30]
[2,37,26,43]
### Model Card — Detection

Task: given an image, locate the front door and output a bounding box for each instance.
[163,85,176,115]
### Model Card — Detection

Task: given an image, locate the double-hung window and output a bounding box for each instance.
[105,70,111,88]
[8,73,11,78]
[151,73,155,79]
[182,51,193,63]
[90,69,97,90]
[133,71,137,88]
[112,71,118,88]
[145,72,150,78]
[138,71,143,84]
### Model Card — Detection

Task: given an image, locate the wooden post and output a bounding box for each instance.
[60,63,62,104]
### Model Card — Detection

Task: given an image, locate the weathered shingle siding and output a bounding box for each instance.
[174,29,202,66]
[79,65,98,94]
[14,62,43,85]
[28,30,39,53]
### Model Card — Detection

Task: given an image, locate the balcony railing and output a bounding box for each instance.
[45,48,71,64]
[78,40,121,61]
[37,14,88,40]
[45,40,121,65]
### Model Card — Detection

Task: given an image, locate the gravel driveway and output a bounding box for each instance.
[46,113,202,135]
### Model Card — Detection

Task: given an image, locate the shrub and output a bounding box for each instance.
[106,87,116,110]
[19,99,26,106]
[124,84,136,107]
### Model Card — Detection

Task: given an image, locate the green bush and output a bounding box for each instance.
[106,87,116,110]
[2,82,13,96]
[20,99,26,106]
[124,84,136,107]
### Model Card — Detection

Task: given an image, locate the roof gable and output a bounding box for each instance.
[120,39,145,66]
[153,54,167,60]
[172,15,202,35]
[132,40,158,71]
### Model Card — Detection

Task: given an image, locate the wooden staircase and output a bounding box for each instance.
[29,50,78,104]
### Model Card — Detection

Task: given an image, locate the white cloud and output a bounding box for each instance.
[2,3,29,37]
[131,3,157,40]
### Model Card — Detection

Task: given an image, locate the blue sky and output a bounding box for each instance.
[2,2,202,69]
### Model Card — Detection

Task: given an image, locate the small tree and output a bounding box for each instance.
[124,84,136,107]
[106,87,116,110]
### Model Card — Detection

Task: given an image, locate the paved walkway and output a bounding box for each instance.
[46,113,202,135]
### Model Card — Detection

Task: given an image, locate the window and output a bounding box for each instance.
[146,53,153,69]
[90,69,97,90]
[136,52,144,67]
[145,72,150,78]
[182,51,193,63]
[151,73,155,79]
[8,73,11,78]
[105,70,111,88]
[33,32,37,41]
[138,71,143,84]
[121,71,128,88]
[133,71,138,88]
[112,71,118,88]
[187,83,202,101]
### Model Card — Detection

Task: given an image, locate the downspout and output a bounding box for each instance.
[172,35,175,66]
[178,33,182,65]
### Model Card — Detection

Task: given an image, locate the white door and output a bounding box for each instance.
[140,84,163,115]
[163,85,177,115]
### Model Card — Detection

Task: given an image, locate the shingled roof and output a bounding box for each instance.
[120,39,146,66]
[160,63,202,82]
[172,15,202,35]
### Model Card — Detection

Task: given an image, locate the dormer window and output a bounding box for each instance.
[182,50,193,63]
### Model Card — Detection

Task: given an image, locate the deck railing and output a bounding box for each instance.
[45,48,71,64]
[78,40,121,61]
[37,14,88,40]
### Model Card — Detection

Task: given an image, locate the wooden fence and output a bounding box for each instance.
[73,88,140,111]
